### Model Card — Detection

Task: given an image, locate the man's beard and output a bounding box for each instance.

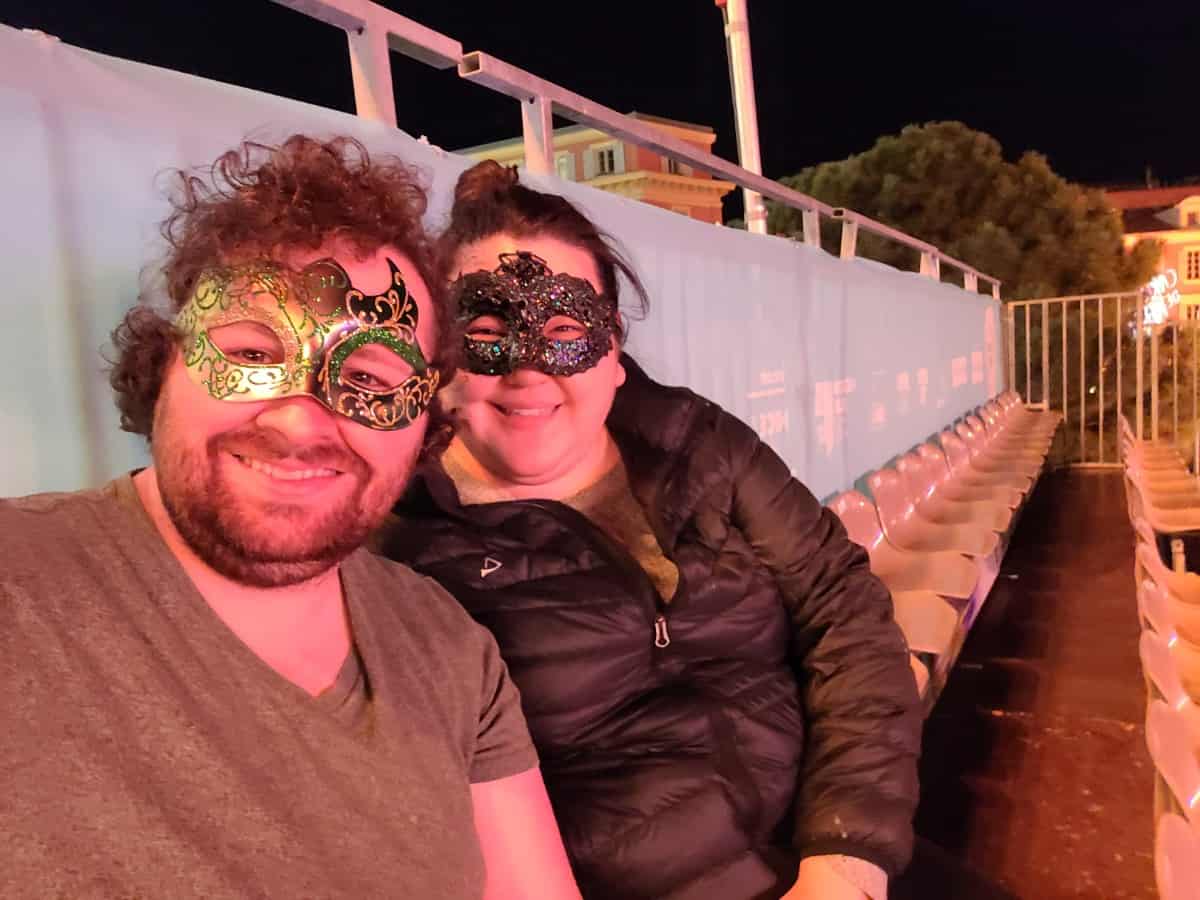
[152,417,416,588]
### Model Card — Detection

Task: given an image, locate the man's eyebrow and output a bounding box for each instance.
[351,341,416,362]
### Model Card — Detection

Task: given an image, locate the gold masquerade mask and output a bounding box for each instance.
[175,257,439,430]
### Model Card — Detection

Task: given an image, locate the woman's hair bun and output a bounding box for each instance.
[439,157,651,336]
[453,160,520,207]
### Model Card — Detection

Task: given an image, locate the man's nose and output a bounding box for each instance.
[252,396,341,446]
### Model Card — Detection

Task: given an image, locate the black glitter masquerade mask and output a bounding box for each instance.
[452,251,618,377]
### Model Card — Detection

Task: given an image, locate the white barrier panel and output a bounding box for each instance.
[0,25,1000,501]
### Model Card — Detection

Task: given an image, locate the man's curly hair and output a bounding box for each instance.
[109,135,457,455]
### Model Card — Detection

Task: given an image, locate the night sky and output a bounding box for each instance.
[6,0,1198,213]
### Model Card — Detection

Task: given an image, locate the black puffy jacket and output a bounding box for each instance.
[381,357,921,899]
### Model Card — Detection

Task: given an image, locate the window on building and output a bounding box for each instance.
[1188,212,1200,228]
[596,147,616,176]
[666,158,681,175]
[583,143,623,180]
[1186,248,1200,281]
[555,153,575,182]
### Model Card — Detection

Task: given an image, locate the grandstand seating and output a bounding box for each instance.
[940,430,1032,491]
[828,392,1060,704]
[1139,632,1200,744]
[978,404,1054,454]
[867,468,999,558]
[955,420,1044,478]
[1154,813,1200,900]
[828,491,978,600]
[965,414,1048,458]
[895,452,1013,533]
[915,441,1023,509]
[997,391,1061,438]
[1120,414,1200,900]
[1147,700,1200,824]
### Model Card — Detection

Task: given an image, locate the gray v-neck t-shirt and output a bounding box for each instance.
[1,475,537,898]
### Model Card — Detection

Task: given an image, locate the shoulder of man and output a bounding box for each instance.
[1,481,118,515]
[0,480,155,644]
[345,548,538,782]
[1,481,128,559]
[346,548,492,645]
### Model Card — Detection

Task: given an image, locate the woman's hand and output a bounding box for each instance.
[779,857,871,900]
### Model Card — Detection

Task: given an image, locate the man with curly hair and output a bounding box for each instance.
[0,136,580,900]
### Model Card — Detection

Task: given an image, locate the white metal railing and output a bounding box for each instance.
[270,0,1001,296]
[1006,293,1200,470]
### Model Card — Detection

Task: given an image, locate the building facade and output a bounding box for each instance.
[1108,185,1200,316]
[456,113,735,224]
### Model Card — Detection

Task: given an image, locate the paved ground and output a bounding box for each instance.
[894,469,1154,899]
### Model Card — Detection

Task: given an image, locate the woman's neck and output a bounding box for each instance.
[444,431,622,504]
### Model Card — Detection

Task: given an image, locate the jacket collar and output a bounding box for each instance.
[606,354,713,549]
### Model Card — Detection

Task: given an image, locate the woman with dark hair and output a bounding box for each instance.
[378,161,923,900]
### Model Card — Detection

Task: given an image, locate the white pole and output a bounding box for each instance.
[347,21,397,127]
[521,96,554,175]
[717,0,767,234]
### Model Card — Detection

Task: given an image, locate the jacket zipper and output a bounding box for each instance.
[653,614,671,648]
[524,500,673,652]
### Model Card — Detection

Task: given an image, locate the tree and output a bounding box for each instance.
[767,121,1159,300]
[767,121,1168,463]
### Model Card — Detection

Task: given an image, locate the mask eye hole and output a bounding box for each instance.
[339,343,415,393]
[543,315,587,341]
[465,315,508,343]
[208,322,286,366]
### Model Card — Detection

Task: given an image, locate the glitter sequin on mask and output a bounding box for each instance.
[452,251,617,377]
